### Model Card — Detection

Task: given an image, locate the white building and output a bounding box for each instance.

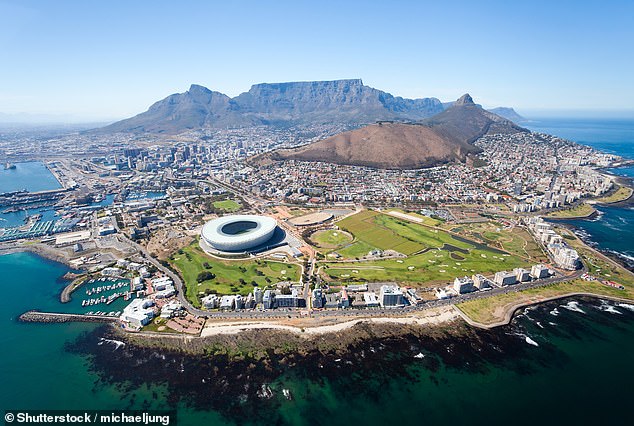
[253,287,263,304]
[379,285,405,308]
[494,271,518,286]
[552,246,581,270]
[472,274,492,289]
[531,264,550,279]
[363,292,380,307]
[152,277,173,291]
[453,276,476,294]
[514,268,531,282]
[202,294,219,309]
[120,298,154,327]
[131,276,144,291]
[155,285,175,299]
[160,301,182,318]
[219,295,235,310]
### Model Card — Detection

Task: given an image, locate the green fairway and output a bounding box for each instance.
[323,247,526,285]
[169,241,301,307]
[213,199,241,212]
[312,229,353,248]
[322,210,530,285]
[337,241,377,259]
[335,210,471,257]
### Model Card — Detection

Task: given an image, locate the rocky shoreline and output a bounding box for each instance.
[67,295,631,423]
[66,318,526,419]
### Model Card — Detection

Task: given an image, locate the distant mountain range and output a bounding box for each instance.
[487,107,525,122]
[258,94,528,170]
[96,79,523,134]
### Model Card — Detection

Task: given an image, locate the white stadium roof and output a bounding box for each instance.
[201,215,277,252]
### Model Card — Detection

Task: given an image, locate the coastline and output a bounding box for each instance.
[0,243,77,269]
[545,205,598,220]
[456,292,634,329]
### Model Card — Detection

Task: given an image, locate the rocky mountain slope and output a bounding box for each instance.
[261,94,528,169]
[97,79,446,134]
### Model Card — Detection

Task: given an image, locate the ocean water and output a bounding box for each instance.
[0,253,145,411]
[524,117,634,158]
[0,161,61,193]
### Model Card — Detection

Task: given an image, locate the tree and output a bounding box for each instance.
[196,271,215,283]
[280,285,292,295]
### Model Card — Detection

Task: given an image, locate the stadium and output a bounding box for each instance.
[200,215,278,253]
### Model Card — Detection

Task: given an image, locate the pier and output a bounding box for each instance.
[18,310,119,324]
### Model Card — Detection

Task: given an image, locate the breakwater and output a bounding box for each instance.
[18,310,118,324]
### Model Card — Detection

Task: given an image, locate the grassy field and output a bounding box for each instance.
[323,210,529,285]
[457,278,634,326]
[595,185,633,203]
[213,199,241,212]
[323,247,526,285]
[546,203,596,218]
[312,229,353,249]
[336,210,472,257]
[337,241,377,258]
[169,241,301,307]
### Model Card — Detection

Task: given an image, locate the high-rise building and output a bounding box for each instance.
[453,276,475,294]
[379,285,404,308]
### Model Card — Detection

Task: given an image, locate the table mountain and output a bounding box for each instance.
[96,79,445,134]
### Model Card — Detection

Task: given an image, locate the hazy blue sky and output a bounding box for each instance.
[1,0,633,121]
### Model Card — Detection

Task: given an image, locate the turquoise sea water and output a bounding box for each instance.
[0,161,61,193]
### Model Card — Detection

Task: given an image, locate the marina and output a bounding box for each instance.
[71,278,133,315]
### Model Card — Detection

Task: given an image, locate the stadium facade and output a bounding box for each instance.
[201,215,277,252]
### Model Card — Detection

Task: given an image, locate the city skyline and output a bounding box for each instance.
[1,0,633,122]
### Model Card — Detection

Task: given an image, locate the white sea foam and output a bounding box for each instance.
[414,352,425,359]
[525,336,539,347]
[617,303,634,312]
[536,321,544,329]
[601,305,623,315]
[98,337,125,350]
[562,301,585,314]
[549,308,560,316]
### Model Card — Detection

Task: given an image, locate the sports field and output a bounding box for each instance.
[311,229,353,248]
[213,199,241,212]
[323,210,529,285]
[169,241,300,306]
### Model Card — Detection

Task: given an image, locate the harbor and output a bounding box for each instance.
[67,277,134,316]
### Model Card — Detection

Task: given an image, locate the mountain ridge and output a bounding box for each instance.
[95,80,522,134]
[258,94,528,170]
